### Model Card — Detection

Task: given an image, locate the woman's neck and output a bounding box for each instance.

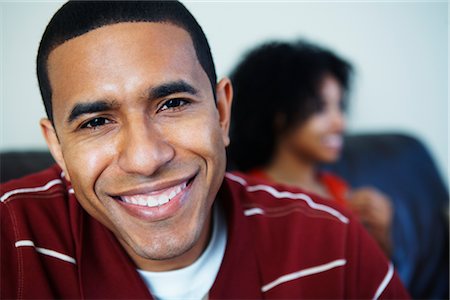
[264,145,330,199]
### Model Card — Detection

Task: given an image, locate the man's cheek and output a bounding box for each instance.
[65,144,112,186]
[187,125,223,156]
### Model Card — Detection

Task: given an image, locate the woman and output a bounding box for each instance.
[229,40,392,256]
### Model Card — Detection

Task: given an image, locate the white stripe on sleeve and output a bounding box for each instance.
[262,259,347,293]
[1,179,62,202]
[246,184,349,224]
[225,173,349,224]
[373,262,394,300]
[225,173,247,186]
[15,240,76,264]
[244,207,265,216]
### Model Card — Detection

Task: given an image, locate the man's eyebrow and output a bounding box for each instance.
[66,81,197,124]
[67,100,115,124]
[148,80,198,100]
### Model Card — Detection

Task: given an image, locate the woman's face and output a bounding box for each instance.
[281,74,346,164]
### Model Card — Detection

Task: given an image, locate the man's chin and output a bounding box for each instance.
[136,241,194,261]
[121,226,205,271]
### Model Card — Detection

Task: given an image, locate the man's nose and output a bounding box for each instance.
[117,122,175,176]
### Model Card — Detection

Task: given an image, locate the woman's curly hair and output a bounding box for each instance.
[228,40,353,171]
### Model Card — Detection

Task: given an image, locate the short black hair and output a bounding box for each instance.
[228,40,353,171]
[37,0,217,122]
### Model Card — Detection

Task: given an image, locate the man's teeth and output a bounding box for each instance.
[120,181,187,207]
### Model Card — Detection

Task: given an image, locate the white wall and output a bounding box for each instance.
[1,1,448,183]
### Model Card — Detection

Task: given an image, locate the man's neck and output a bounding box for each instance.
[120,209,213,272]
[136,203,227,299]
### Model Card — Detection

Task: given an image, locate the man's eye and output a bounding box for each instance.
[81,117,110,129]
[158,98,188,112]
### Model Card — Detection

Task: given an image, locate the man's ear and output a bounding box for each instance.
[40,118,71,181]
[215,77,233,147]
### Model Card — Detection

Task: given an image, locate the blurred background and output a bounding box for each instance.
[0,0,448,185]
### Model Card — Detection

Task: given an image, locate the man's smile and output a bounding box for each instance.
[119,180,189,208]
[108,173,197,221]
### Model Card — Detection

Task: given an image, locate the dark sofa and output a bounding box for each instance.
[323,133,449,299]
[1,132,448,299]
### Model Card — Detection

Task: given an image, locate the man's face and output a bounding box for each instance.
[42,22,232,271]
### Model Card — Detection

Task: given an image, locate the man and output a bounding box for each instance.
[1,1,409,299]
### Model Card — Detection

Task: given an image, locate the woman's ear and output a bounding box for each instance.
[215,77,233,147]
[40,118,71,181]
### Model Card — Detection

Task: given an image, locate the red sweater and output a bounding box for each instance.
[247,169,349,207]
[1,165,409,299]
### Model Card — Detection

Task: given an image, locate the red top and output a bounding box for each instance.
[1,165,409,299]
[247,169,349,207]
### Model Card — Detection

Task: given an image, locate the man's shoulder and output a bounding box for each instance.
[223,171,351,227]
[1,165,82,299]
[1,164,77,252]
[1,164,68,204]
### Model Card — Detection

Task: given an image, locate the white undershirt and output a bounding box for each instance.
[137,204,227,300]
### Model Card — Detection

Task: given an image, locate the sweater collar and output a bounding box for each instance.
[72,175,263,299]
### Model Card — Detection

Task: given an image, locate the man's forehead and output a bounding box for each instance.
[47,22,201,84]
[48,22,195,62]
[46,21,211,122]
